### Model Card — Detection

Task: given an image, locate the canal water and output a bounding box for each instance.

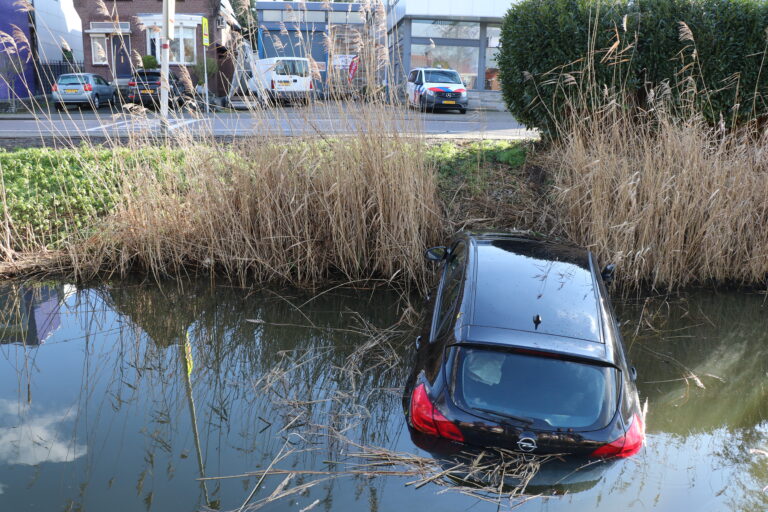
[0,280,766,511]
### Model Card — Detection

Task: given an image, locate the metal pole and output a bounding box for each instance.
[160,0,172,131]
[203,50,209,114]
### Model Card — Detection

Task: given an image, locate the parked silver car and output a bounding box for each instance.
[52,73,118,111]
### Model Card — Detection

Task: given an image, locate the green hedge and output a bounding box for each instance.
[498,0,768,136]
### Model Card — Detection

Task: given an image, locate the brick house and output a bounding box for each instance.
[73,0,240,95]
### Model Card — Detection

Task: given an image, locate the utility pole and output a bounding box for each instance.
[160,0,175,131]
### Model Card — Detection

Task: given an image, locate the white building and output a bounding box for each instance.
[387,0,510,107]
[31,0,83,63]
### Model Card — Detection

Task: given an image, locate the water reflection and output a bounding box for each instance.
[0,282,765,511]
[0,283,67,345]
[0,399,87,465]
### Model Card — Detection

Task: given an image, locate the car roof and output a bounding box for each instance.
[412,67,459,72]
[458,231,609,347]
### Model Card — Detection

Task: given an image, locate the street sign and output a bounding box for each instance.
[163,0,175,40]
[202,17,209,47]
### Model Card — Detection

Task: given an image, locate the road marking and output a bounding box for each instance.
[84,119,130,133]
[168,118,200,131]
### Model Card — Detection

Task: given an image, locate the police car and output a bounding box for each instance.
[406,68,468,114]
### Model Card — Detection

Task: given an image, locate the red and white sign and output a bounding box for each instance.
[348,56,359,83]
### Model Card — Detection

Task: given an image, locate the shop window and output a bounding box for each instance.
[485,26,501,90]
[411,44,479,89]
[412,20,480,40]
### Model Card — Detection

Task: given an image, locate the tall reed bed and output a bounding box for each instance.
[533,13,768,290]
[68,135,442,287]
[0,1,448,288]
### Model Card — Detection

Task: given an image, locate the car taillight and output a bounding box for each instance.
[410,384,464,442]
[309,81,313,90]
[271,79,275,90]
[155,81,161,85]
[84,83,93,92]
[52,83,58,92]
[128,81,137,86]
[590,413,644,458]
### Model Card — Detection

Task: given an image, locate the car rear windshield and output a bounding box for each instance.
[425,70,461,84]
[274,59,309,77]
[58,75,87,85]
[453,347,619,430]
[134,71,162,81]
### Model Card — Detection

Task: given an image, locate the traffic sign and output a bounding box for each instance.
[202,17,209,47]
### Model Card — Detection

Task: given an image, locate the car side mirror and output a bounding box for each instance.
[630,366,638,382]
[601,264,616,285]
[424,246,447,262]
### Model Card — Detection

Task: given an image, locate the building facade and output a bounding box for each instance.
[0,0,83,100]
[73,0,240,92]
[253,1,366,94]
[387,0,509,108]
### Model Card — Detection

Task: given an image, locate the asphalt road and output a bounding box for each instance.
[0,104,537,141]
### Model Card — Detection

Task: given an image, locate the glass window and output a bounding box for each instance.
[485,25,501,91]
[424,69,462,84]
[149,26,196,65]
[412,20,480,40]
[305,11,326,23]
[57,74,87,85]
[454,347,620,430]
[274,59,309,77]
[433,242,466,340]
[91,35,108,65]
[411,44,479,89]
[261,10,281,22]
[347,11,364,24]
[329,11,363,24]
[283,10,305,23]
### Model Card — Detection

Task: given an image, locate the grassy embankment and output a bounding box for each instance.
[3,126,767,292]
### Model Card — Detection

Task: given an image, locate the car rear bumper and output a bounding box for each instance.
[269,90,314,101]
[52,91,94,104]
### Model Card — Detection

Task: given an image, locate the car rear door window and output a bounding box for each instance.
[453,347,619,430]
[58,75,86,85]
[431,241,466,341]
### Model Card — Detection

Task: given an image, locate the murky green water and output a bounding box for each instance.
[0,280,766,511]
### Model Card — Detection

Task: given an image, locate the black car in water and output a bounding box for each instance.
[404,232,644,458]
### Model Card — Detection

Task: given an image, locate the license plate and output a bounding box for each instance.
[277,81,291,86]
[65,89,79,93]
[443,100,456,104]
[141,89,153,94]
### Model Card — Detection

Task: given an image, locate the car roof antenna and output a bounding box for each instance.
[533,314,542,330]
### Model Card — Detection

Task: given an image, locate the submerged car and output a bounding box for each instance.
[404,232,644,458]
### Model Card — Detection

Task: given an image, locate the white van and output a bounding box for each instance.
[406,68,468,114]
[246,57,314,104]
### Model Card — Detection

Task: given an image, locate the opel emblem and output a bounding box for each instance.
[517,436,537,452]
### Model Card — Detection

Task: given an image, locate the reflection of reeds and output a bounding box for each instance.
[239,314,550,510]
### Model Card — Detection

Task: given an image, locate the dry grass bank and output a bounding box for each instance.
[73,135,442,287]
[543,115,768,289]
[0,133,443,289]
